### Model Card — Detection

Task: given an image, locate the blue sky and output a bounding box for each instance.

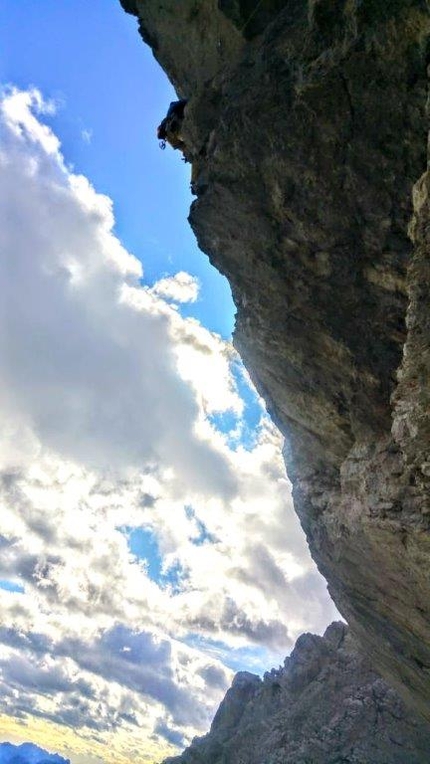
[0,3,337,763]
[1,0,234,337]
[0,581,25,594]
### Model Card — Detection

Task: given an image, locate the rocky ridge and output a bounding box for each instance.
[120,0,430,722]
[164,623,430,764]
[0,742,69,764]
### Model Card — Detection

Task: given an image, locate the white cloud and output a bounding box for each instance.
[0,87,338,761]
[0,86,236,500]
[1,87,58,155]
[151,272,200,303]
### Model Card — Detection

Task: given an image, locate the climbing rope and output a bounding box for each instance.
[240,0,265,35]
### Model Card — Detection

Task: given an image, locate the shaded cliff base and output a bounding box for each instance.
[164,622,430,764]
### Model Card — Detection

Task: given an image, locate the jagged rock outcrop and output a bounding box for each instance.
[120,0,430,721]
[164,623,430,764]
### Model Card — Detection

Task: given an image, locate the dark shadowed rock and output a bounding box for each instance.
[120,0,430,723]
[162,623,430,764]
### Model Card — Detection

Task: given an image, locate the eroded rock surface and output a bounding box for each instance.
[164,623,430,764]
[120,0,430,720]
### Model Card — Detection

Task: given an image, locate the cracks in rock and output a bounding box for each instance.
[388,735,405,747]
[413,656,430,671]
[339,71,355,193]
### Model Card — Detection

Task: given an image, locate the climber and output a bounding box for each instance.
[157,98,188,152]
[157,98,201,195]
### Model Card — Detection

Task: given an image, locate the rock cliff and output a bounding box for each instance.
[164,623,430,764]
[120,0,430,722]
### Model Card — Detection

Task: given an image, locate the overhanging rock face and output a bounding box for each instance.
[120,0,430,720]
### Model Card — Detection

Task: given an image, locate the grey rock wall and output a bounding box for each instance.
[163,623,430,764]
[120,0,430,722]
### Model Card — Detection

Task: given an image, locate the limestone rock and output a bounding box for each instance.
[120,0,430,720]
[163,623,430,764]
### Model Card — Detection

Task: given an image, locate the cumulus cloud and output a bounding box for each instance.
[150,272,200,303]
[0,86,338,761]
[0,87,236,500]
